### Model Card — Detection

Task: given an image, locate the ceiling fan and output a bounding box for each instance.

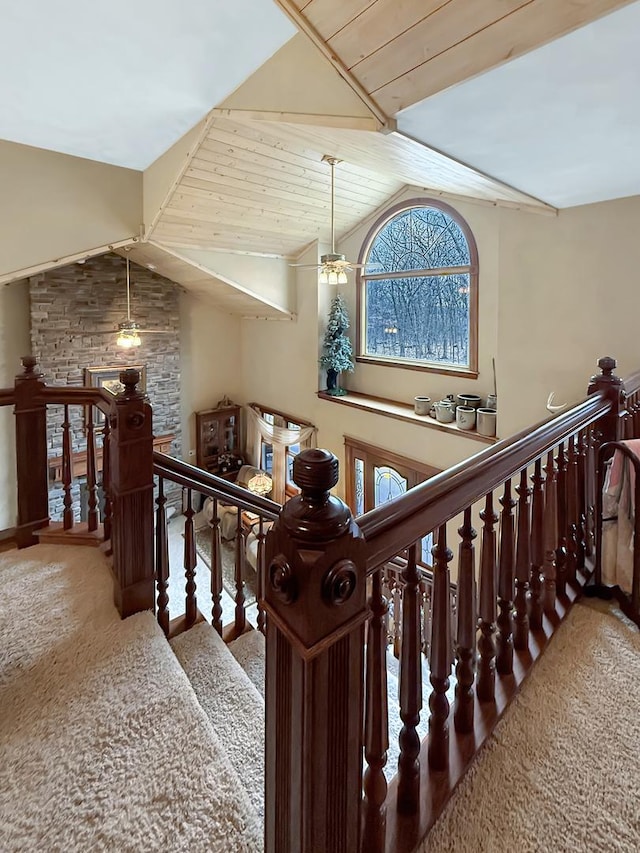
[290,155,379,283]
[94,252,171,348]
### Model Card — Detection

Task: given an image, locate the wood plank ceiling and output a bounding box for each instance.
[280,0,636,114]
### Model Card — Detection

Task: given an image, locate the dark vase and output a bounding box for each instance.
[326,368,339,394]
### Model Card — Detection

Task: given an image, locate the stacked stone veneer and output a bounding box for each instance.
[29,252,182,520]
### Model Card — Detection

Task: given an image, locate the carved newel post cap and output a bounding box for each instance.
[119,368,141,396]
[598,356,617,375]
[282,448,351,542]
[21,355,37,373]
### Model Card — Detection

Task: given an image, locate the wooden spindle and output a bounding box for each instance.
[398,542,422,811]
[555,442,568,598]
[234,507,247,635]
[585,428,597,557]
[477,492,498,702]
[497,479,516,675]
[256,516,267,636]
[542,450,558,614]
[363,570,389,850]
[85,406,99,532]
[454,508,476,734]
[392,583,401,659]
[183,488,197,628]
[62,404,73,530]
[576,431,587,568]
[210,498,223,636]
[566,436,579,584]
[101,417,112,542]
[428,527,452,772]
[155,477,170,636]
[514,469,531,650]
[529,459,545,630]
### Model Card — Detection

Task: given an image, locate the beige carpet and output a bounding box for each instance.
[0,545,262,852]
[424,602,640,853]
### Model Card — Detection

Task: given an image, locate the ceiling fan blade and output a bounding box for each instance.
[288,263,322,268]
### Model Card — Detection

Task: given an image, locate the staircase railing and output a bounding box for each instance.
[152,453,280,638]
[1,356,155,617]
[263,356,636,853]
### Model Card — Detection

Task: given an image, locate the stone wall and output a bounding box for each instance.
[29,252,182,518]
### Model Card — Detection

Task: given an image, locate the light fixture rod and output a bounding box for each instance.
[330,159,335,254]
[126,256,132,321]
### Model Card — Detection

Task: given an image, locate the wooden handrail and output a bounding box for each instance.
[37,385,114,413]
[359,392,611,572]
[0,388,15,406]
[623,368,640,396]
[153,452,281,520]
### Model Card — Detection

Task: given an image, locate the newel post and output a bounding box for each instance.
[14,356,49,547]
[108,368,155,618]
[588,356,624,443]
[263,449,367,853]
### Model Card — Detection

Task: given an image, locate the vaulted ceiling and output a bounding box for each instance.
[1,0,638,315]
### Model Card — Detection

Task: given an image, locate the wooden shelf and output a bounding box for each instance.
[317,390,498,445]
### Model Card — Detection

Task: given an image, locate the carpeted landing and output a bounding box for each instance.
[2,545,640,852]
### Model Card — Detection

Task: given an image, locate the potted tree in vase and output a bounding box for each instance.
[320,294,354,396]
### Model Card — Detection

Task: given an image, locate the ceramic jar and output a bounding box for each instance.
[434,400,455,423]
[456,405,476,430]
[477,407,497,437]
[457,393,482,409]
[414,395,431,416]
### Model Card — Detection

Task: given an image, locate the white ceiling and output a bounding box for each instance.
[398,1,640,208]
[0,0,295,170]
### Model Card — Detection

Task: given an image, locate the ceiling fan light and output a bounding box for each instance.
[328,270,338,285]
[319,269,329,285]
[337,271,348,285]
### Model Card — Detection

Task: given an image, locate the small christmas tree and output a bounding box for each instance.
[319,294,354,396]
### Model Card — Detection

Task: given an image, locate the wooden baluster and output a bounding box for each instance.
[543,450,558,614]
[514,469,531,650]
[398,542,422,811]
[183,488,197,628]
[155,477,170,636]
[497,479,516,675]
[101,417,112,542]
[363,570,389,850]
[234,507,247,635]
[428,527,452,772]
[210,498,223,636]
[454,508,476,733]
[62,404,73,530]
[392,583,401,659]
[477,492,498,702]
[256,516,267,635]
[586,428,597,557]
[566,436,579,584]
[529,459,545,630]
[576,431,587,568]
[85,406,99,532]
[422,584,431,658]
[555,442,568,598]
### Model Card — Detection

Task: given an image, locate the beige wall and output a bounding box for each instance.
[497,194,640,436]
[0,140,141,282]
[0,280,30,531]
[180,291,244,461]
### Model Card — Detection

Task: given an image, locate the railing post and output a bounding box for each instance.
[588,356,624,443]
[14,356,49,547]
[108,368,155,618]
[263,449,367,853]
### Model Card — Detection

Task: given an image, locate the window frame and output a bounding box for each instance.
[251,403,314,502]
[356,198,479,378]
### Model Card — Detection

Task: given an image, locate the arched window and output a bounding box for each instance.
[357,199,478,376]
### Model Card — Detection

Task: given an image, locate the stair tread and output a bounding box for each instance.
[171,622,265,820]
[228,629,265,698]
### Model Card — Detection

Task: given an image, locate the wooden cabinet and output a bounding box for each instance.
[195,404,240,474]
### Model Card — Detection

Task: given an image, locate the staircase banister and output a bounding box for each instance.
[359,391,611,573]
[153,452,281,520]
[37,384,114,413]
[623,369,640,397]
[0,388,16,406]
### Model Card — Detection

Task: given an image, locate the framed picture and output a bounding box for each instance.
[84,365,146,423]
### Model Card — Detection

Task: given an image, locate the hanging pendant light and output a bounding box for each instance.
[116,255,142,348]
[319,156,349,286]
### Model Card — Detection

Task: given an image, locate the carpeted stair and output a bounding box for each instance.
[0,545,263,853]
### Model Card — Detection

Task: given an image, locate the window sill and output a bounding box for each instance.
[356,356,479,379]
[317,390,498,445]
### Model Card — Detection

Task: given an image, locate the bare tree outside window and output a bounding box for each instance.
[360,202,477,371]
